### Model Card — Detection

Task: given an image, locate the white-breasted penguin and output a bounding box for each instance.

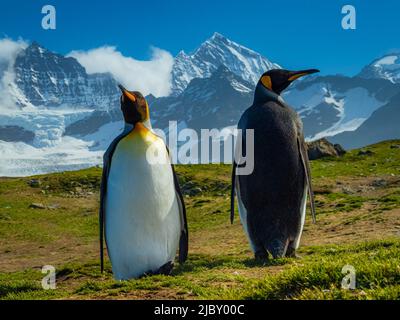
[99,85,188,280]
[231,69,318,260]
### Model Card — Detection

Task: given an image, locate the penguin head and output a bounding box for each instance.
[257,69,319,95]
[118,84,150,125]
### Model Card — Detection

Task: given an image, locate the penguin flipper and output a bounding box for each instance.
[297,135,316,223]
[171,164,189,264]
[230,160,237,224]
[164,145,188,264]
[99,126,133,272]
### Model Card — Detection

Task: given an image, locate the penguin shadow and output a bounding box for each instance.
[171,254,292,276]
[97,256,297,280]
[241,256,293,268]
[171,255,231,275]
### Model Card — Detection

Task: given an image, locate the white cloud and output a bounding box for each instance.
[68,46,174,97]
[0,38,26,65]
[0,38,27,110]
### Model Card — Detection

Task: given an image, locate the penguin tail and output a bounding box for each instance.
[230,161,237,224]
[265,238,289,259]
[178,230,188,264]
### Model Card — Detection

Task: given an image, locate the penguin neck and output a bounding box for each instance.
[142,118,152,130]
[124,118,153,132]
[123,122,134,133]
[253,83,286,106]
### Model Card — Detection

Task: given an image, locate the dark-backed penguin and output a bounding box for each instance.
[99,85,188,280]
[231,69,318,260]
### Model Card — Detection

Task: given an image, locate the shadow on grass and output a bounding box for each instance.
[172,254,290,275]
[0,281,41,298]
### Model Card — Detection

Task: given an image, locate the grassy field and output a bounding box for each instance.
[0,140,400,300]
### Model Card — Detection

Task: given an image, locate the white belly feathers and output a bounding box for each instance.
[105,128,181,280]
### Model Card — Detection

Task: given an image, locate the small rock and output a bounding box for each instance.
[358,150,374,156]
[334,144,346,156]
[371,179,387,187]
[182,181,202,196]
[47,204,60,210]
[390,144,400,149]
[29,203,46,209]
[0,214,11,220]
[190,187,203,196]
[28,179,41,188]
[306,138,345,160]
[342,186,354,194]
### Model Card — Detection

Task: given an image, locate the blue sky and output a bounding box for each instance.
[1,0,399,76]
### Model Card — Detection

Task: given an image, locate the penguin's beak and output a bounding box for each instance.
[118,84,136,102]
[288,69,319,81]
[118,84,127,92]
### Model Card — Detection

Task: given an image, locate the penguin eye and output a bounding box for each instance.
[261,75,272,90]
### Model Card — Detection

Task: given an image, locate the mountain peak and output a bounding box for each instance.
[26,41,47,54]
[13,40,119,109]
[210,32,226,41]
[202,32,232,50]
[358,53,400,83]
[176,50,188,58]
[170,32,279,95]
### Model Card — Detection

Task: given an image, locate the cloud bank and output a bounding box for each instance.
[68,46,174,97]
[0,38,27,110]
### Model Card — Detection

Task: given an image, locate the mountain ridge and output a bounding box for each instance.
[170,32,279,95]
[0,33,399,176]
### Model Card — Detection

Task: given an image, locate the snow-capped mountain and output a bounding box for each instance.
[329,92,400,149]
[1,34,399,176]
[358,53,400,83]
[171,32,279,95]
[151,65,253,131]
[283,76,399,140]
[0,42,123,175]
[14,42,120,109]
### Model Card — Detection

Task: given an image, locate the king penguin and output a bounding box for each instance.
[231,69,318,260]
[99,85,188,280]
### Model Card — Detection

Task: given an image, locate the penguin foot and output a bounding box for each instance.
[285,247,301,258]
[254,250,269,264]
[157,261,174,275]
[143,261,174,277]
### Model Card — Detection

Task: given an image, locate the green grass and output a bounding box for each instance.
[311,140,400,178]
[0,139,400,300]
[1,240,399,300]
